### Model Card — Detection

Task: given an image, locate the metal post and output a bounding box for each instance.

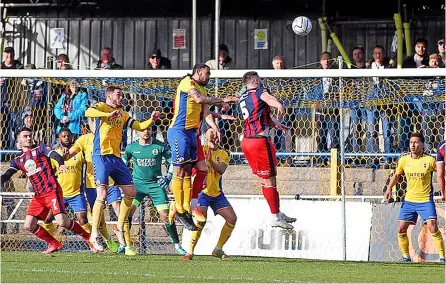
[338,55,347,261]
[192,0,197,67]
[214,0,220,69]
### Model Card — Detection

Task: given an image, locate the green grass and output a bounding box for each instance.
[1,252,445,283]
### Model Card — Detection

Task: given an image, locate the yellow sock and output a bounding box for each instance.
[431,230,445,258]
[124,220,131,247]
[216,222,235,249]
[189,222,204,253]
[92,199,105,234]
[117,195,133,229]
[81,223,92,234]
[42,222,55,236]
[398,233,410,258]
[98,214,110,239]
[172,176,185,213]
[183,176,192,213]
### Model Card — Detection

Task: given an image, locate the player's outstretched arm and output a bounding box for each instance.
[85,107,113,118]
[384,172,401,201]
[212,112,236,120]
[260,91,285,119]
[188,89,238,105]
[203,104,221,143]
[1,168,18,186]
[130,111,160,131]
[436,162,445,201]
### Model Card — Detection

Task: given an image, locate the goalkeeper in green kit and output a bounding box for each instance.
[123,125,187,255]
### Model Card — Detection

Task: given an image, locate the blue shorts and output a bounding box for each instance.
[64,194,87,213]
[197,192,231,215]
[92,154,133,186]
[85,186,123,209]
[398,200,438,224]
[167,128,197,166]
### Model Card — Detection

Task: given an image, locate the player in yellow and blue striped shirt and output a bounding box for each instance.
[84,86,159,255]
[385,133,445,263]
[167,63,238,230]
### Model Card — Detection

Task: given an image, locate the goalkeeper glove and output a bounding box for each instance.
[158,172,173,190]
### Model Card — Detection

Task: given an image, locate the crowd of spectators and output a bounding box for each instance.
[0,38,444,169]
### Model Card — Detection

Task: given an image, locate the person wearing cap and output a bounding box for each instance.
[54,80,88,139]
[148,48,171,70]
[437,39,445,67]
[205,44,233,70]
[95,47,123,70]
[1,47,23,69]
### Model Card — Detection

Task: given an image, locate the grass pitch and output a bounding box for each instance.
[1,252,445,283]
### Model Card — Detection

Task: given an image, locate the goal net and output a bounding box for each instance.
[0,68,444,261]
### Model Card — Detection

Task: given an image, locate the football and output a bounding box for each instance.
[292,16,312,36]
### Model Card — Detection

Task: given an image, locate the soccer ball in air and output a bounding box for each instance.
[292,16,312,36]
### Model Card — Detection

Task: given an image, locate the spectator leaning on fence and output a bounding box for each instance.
[437,39,445,67]
[57,54,73,70]
[352,46,366,69]
[54,80,88,139]
[402,38,429,68]
[1,47,23,69]
[96,47,123,70]
[272,55,286,70]
[148,48,171,70]
[205,44,233,70]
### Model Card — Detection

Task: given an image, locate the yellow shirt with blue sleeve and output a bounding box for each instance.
[396,153,436,203]
[169,76,206,130]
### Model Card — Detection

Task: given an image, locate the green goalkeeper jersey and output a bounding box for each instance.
[122,139,171,184]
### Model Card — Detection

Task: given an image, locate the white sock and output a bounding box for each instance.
[271,213,280,221]
[174,243,180,249]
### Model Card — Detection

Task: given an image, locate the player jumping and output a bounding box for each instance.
[167,63,238,230]
[238,71,296,229]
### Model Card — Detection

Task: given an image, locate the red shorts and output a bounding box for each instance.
[192,137,206,199]
[26,188,66,220]
[241,136,277,179]
[196,135,205,163]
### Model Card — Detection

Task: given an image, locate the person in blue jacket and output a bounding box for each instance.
[54,80,88,140]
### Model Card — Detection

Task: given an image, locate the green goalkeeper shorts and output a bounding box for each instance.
[134,182,169,211]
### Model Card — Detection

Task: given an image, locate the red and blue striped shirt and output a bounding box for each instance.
[239,87,275,138]
[9,144,61,195]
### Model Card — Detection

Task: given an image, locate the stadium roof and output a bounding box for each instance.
[1,0,444,19]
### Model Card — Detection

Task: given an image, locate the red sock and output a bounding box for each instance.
[68,220,90,239]
[262,185,280,214]
[34,225,58,245]
[192,170,207,198]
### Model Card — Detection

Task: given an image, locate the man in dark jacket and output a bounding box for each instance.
[95,47,123,70]
[402,38,429,68]
[148,48,171,69]
[1,47,23,69]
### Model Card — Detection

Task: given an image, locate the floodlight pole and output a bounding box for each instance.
[192,0,197,67]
